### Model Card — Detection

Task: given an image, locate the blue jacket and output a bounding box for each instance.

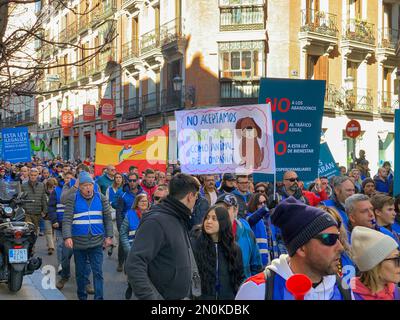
[97,174,115,195]
[235,218,263,279]
[48,186,65,229]
[232,189,252,218]
[374,177,390,194]
[120,209,141,255]
[106,186,123,209]
[246,207,270,267]
[72,191,104,237]
[115,184,146,230]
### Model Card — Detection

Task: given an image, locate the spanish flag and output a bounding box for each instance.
[95,125,169,176]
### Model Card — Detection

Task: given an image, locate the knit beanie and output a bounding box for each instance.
[79,171,94,185]
[351,226,398,272]
[361,178,375,190]
[271,196,338,256]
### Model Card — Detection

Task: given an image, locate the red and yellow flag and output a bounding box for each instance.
[95,125,169,176]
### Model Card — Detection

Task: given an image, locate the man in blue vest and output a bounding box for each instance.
[62,171,113,300]
[115,172,146,272]
[320,176,356,233]
[236,197,353,300]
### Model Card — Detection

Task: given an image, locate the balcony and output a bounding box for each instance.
[324,84,342,112]
[141,29,161,55]
[41,43,52,59]
[59,29,67,43]
[141,92,160,116]
[67,21,78,42]
[90,0,117,28]
[342,87,373,113]
[99,46,116,70]
[77,64,89,80]
[220,7,264,31]
[299,9,338,55]
[78,14,89,34]
[121,40,141,72]
[341,19,375,61]
[161,88,185,112]
[121,0,143,14]
[378,91,398,115]
[0,112,37,129]
[220,80,259,106]
[219,0,264,7]
[377,28,400,63]
[87,59,100,76]
[122,97,140,121]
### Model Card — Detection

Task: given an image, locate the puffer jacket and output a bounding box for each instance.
[21,181,48,216]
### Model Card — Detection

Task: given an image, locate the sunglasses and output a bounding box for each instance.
[313,233,340,246]
[284,178,299,182]
[256,189,265,193]
[383,256,400,267]
[153,196,162,201]
[129,179,137,182]
[259,201,267,205]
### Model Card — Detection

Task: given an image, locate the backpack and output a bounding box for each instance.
[264,269,352,300]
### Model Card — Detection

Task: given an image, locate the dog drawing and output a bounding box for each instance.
[235,117,264,169]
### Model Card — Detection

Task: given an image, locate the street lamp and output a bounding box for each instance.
[173,75,183,108]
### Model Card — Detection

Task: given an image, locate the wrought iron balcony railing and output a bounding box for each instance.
[220,6,264,31]
[343,19,375,45]
[160,17,184,46]
[300,9,338,38]
[67,21,78,41]
[122,97,140,120]
[78,14,89,33]
[343,87,373,112]
[378,91,398,114]
[141,29,160,54]
[219,0,264,7]
[121,40,139,61]
[141,92,160,115]
[378,28,399,50]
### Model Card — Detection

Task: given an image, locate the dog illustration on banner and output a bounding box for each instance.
[235,117,264,169]
[118,144,144,163]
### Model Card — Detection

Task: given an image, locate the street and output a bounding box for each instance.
[0,234,128,300]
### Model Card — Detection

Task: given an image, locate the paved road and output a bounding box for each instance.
[0,234,128,300]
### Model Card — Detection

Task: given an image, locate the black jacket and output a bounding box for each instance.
[125,195,193,300]
[191,233,244,300]
[189,196,210,229]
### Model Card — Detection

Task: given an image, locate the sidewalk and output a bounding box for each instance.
[0,270,66,300]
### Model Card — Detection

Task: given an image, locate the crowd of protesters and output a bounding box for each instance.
[2,149,399,300]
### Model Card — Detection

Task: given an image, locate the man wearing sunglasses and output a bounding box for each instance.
[152,185,169,206]
[236,196,353,300]
[115,172,146,272]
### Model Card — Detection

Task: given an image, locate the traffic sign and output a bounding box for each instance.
[345,120,361,138]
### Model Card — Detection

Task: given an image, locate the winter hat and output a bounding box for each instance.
[361,178,375,190]
[271,196,338,256]
[79,171,94,185]
[351,226,398,272]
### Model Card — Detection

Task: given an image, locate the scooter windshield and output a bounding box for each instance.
[0,181,21,200]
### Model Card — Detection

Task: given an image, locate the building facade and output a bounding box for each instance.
[35,0,399,176]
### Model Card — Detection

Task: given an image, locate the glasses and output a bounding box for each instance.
[313,233,340,246]
[383,256,400,267]
[129,179,137,183]
[237,181,249,185]
[284,178,299,182]
[259,201,267,205]
[153,196,162,201]
[256,189,265,193]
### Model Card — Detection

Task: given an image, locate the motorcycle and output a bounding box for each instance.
[0,181,42,292]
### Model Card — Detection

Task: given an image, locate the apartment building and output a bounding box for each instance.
[34,0,399,174]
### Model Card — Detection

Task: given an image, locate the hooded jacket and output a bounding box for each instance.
[352,277,399,300]
[115,183,146,229]
[235,255,354,300]
[125,195,194,300]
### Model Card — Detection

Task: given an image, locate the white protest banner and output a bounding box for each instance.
[175,104,275,175]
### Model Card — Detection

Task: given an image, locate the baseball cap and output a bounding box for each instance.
[223,173,236,181]
[216,193,238,207]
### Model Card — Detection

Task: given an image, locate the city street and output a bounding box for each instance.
[0,234,128,300]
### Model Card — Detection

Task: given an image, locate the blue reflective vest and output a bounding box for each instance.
[270,272,347,300]
[55,186,65,224]
[72,191,104,237]
[126,209,140,243]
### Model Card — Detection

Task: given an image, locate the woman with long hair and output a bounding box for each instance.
[191,206,245,300]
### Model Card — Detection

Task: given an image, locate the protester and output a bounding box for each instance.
[361,178,376,198]
[374,167,390,194]
[22,168,48,237]
[349,169,362,193]
[44,178,57,255]
[140,169,158,201]
[320,176,355,232]
[157,171,167,185]
[115,172,146,272]
[191,206,245,300]
[218,173,236,194]
[152,185,168,206]
[357,159,370,180]
[97,164,116,195]
[232,175,252,218]
[382,161,394,184]
[235,196,353,300]
[370,194,400,244]
[200,175,219,206]
[215,193,263,279]
[62,171,113,300]
[350,226,400,300]
[126,173,201,300]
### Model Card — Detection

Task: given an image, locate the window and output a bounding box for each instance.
[220,6,264,30]
[219,41,264,80]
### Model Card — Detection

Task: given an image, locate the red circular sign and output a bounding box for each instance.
[102,103,113,115]
[345,120,361,138]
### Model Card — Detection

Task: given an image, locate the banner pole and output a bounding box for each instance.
[273,170,276,201]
